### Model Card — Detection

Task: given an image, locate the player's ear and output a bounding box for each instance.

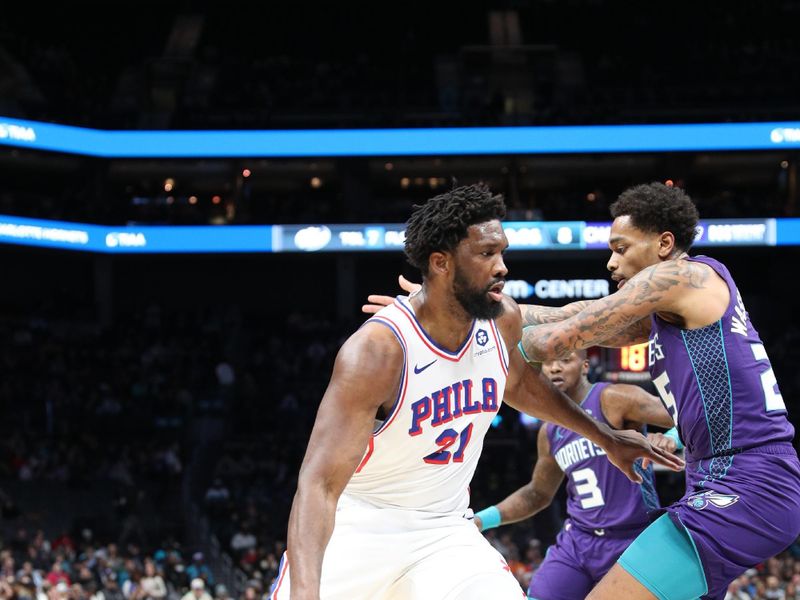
[658,231,676,258]
[429,251,450,276]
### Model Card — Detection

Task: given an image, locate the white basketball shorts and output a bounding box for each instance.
[269,494,523,600]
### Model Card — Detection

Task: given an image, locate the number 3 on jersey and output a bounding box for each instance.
[572,468,605,509]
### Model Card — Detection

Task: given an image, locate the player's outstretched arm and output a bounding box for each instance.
[521,259,705,361]
[520,300,651,348]
[474,427,564,531]
[362,276,651,347]
[519,300,595,326]
[286,323,403,600]
[498,296,683,482]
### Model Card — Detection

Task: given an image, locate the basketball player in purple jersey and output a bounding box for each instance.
[474,350,675,600]
[518,183,800,600]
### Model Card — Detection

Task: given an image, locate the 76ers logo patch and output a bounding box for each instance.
[687,491,739,510]
[475,329,489,346]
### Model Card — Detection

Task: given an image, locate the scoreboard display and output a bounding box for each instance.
[617,342,648,373]
[599,342,653,384]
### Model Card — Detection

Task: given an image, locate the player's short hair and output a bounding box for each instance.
[610,183,700,251]
[404,183,506,276]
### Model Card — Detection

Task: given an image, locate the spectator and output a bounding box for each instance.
[766,574,787,600]
[212,585,229,600]
[185,555,213,588]
[46,562,70,588]
[121,568,141,600]
[139,561,166,600]
[179,579,211,600]
[97,573,124,600]
[229,524,256,556]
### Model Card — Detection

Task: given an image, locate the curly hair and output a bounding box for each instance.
[610,182,699,251]
[404,183,506,276]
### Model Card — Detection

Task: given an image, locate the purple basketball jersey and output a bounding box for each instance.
[648,256,795,483]
[547,383,659,532]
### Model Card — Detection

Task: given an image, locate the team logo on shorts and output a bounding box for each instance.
[686,490,739,510]
[476,329,489,346]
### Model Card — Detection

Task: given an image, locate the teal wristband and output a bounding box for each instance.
[517,341,542,369]
[475,506,502,531]
[663,427,684,451]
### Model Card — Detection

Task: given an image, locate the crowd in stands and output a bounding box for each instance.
[0,526,231,600]
[724,551,800,600]
[0,303,240,436]
[0,306,354,599]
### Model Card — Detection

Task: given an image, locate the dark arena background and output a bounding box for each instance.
[1,3,799,599]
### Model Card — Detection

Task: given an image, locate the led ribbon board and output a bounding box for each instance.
[0,215,784,254]
[2,118,800,157]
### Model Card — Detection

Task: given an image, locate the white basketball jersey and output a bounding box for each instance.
[344,296,510,514]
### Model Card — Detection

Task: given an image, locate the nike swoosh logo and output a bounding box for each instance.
[414,359,437,374]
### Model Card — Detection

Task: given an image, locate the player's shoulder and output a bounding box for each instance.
[537,422,553,452]
[324,321,406,414]
[341,318,406,364]
[636,256,714,280]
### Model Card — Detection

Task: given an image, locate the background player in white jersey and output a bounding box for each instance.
[473,350,675,600]
[275,184,681,600]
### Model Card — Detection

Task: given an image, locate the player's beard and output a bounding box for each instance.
[453,264,504,320]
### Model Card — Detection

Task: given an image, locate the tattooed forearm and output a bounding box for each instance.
[520,301,594,326]
[597,318,651,348]
[523,259,698,360]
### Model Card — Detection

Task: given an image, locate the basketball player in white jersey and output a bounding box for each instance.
[274,184,682,600]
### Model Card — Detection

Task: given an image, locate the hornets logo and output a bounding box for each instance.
[687,491,739,510]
